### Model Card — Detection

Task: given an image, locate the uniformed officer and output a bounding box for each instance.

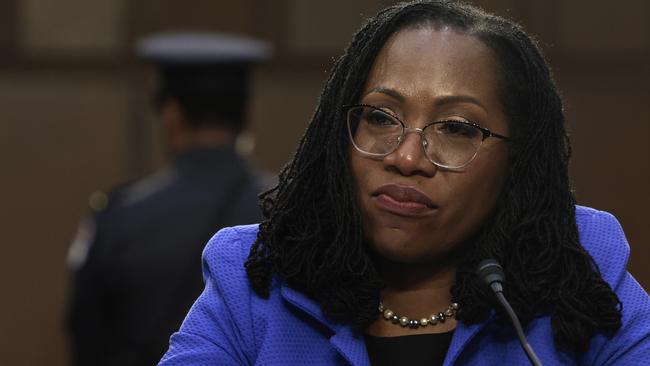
[66,32,272,366]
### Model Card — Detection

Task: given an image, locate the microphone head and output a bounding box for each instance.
[476,259,505,287]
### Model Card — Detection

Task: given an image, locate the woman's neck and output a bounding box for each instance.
[367,259,458,337]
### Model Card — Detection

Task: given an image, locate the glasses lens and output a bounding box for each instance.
[423,121,483,168]
[348,106,402,155]
[347,106,485,168]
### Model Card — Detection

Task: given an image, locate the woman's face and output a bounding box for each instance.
[350,26,510,264]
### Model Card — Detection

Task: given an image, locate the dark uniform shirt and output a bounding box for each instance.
[67,147,268,366]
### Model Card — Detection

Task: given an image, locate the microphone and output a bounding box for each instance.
[476,259,543,366]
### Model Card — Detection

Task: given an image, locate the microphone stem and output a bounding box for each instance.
[494,292,543,366]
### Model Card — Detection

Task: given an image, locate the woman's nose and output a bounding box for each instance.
[383,132,436,177]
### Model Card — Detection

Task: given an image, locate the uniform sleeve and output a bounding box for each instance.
[67,214,120,365]
[158,227,257,366]
[578,209,650,365]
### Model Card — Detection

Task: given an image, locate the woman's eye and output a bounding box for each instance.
[436,121,480,138]
[365,110,397,126]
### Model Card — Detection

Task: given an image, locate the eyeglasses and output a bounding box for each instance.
[345,104,508,170]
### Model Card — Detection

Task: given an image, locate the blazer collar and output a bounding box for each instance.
[280,282,493,366]
[443,312,494,366]
[280,284,371,366]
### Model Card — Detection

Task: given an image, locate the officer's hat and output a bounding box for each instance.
[135,32,272,127]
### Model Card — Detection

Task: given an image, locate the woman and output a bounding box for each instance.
[159,1,650,365]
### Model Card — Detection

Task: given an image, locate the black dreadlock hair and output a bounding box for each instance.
[245,0,621,353]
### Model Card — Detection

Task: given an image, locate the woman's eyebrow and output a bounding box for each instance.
[364,86,405,102]
[364,87,488,113]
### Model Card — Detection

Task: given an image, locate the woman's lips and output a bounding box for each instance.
[372,184,437,217]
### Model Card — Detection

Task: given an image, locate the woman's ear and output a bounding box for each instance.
[159,97,187,131]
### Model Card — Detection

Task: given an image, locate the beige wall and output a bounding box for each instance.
[0,1,648,365]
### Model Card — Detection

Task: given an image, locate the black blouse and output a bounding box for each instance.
[364,331,454,366]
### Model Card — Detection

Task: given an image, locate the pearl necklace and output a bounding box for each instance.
[378,301,459,329]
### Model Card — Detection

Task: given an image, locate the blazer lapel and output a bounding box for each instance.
[443,312,493,365]
[280,285,371,366]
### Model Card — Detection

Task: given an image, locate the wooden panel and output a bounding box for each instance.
[0,0,17,52]
[0,73,131,248]
[287,0,385,53]
[19,0,125,55]
[0,73,130,364]
[557,0,649,55]
[127,0,255,41]
[248,68,329,171]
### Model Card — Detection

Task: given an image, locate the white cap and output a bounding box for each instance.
[135,32,272,65]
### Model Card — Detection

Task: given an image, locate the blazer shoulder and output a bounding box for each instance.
[160,224,262,365]
[575,205,629,285]
[202,224,260,272]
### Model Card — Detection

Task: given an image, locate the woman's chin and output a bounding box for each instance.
[370,239,443,265]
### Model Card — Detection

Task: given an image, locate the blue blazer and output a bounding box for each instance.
[159,206,650,365]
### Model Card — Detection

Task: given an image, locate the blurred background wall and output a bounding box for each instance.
[0,0,647,365]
